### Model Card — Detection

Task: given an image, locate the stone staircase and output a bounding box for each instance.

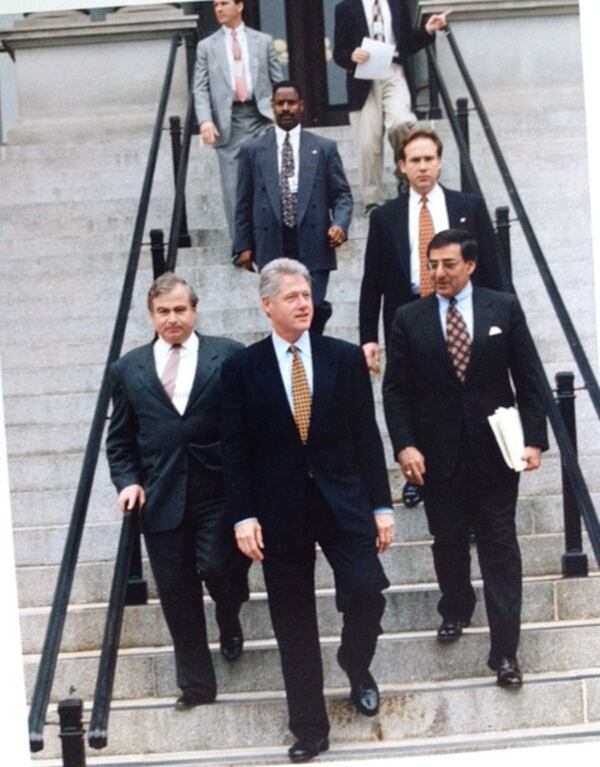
[3,81,600,765]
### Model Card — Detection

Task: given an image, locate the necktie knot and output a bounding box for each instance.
[449,296,457,308]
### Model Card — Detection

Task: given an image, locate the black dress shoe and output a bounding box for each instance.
[288,736,329,763]
[350,671,380,717]
[174,689,216,710]
[402,481,423,508]
[437,619,470,643]
[496,657,523,688]
[220,632,244,662]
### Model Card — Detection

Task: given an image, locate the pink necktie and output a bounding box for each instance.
[231,29,248,102]
[160,345,181,399]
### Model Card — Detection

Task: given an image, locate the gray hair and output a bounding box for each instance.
[147,272,198,311]
[259,258,311,300]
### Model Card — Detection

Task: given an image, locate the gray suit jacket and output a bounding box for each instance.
[106,333,243,533]
[234,128,353,271]
[193,26,282,147]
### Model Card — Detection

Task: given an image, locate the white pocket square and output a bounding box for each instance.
[459,216,467,224]
[489,326,502,336]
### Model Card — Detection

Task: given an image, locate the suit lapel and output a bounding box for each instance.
[135,343,177,411]
[465,287,494,382]
[297,131,319,226]
[352,0,370,34]
[444,187,467,228]
[420,296,458,383]
[260,131,282,220]
[254,338,300,438]
[212,31,233,94]
[183,334,219,415]
[307,334,336,438]
[246,27,260,92]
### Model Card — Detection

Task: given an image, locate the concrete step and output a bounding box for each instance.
[19,574,600,656]
[29,662,600,759]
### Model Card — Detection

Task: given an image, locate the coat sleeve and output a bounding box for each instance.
[233,143,256,254]
[382,308,417,457]
[472,195,506,292]
[359,210,385,345]
[506,296,549,450]
[326,143,353,234]
[193,40,213,128]
[398,0,435,57]
[333,2,356,71]
[106,364,143,492]
[220,354,257,525]
[349,347,393,509]
[267,35,284,84]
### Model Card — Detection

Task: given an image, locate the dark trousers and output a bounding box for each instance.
[423,453,521,669]
[262,479,389,741]
[144,472,250,694]
[281,224,332,334]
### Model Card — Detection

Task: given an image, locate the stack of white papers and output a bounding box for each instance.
[354,37,396,80]
[487,406,527,472]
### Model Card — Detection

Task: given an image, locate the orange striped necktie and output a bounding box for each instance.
[418,195,436,297]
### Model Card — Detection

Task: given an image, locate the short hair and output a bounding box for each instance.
[397,127,444,164]
[147,272,198,311]
[272,80,303,100]
[259,258,311,300]
[427,229,479,263]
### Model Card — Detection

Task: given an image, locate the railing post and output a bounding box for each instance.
[149,229,166,279]
[168,116,192,249]
[125,509,148,606]
[58,697,86,767]
[456,97,472,194]
[494,206,512,283]
[555,372,589,577]
[184,31,197,89]
[426,36,442,119]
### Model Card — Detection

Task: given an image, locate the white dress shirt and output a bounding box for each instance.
[436,281,474,340]
[275,124,301,194]
[222,22,254,99]
[408,183,450,293]
[361,0,396,49]
[153,332,199,416]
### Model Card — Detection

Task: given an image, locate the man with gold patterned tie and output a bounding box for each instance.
[106,273,250,711]
[333,0,450,215]
[221,258,394,763]
[383,229,547,687]
[193,0,282,249]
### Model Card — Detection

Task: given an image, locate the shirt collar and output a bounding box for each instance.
[222,21,245,37]
[272,329,311,357]
[409,182,442,204]
[155,331,198,354]
[275,124,302,143]
[436,280,473,308]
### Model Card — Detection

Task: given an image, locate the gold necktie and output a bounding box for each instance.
[418,196,436,297]
[289,344,311,443]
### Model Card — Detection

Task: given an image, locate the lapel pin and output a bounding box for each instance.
[312,149,318,155]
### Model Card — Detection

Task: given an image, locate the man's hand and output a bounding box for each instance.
[398,446,426,486]
[425,11,451,34]
[199,121,220,146]
[328,225,347,248]
[351,47,370,64]
[362,342,381,374]
[236,249,255,271]
[235,520,264,561]
[521,446,542,472]
[375,513,395,553]
[117,484,145,514]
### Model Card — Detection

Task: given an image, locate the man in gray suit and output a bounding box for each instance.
[193,0,283,248]
[106,273,250,710]
[234,81,353,334]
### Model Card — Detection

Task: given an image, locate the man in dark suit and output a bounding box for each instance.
[106,273,250,710]
[234,81,353,335]
[333,0,449,214]
[360,127,504,374]
[221,258,394,762]
[383,229,548,688]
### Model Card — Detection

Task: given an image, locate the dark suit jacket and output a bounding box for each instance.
[106,333,243,533]
[221,334,392,549]
[333,0,433,111]
[359,186,505,346]
[234,128,353,272]
[382,287,548,485]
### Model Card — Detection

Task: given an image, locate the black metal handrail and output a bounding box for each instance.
[424,27,600,565]
[28,31,188,754]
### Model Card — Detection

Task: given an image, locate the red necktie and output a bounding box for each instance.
[231,29,248,102]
